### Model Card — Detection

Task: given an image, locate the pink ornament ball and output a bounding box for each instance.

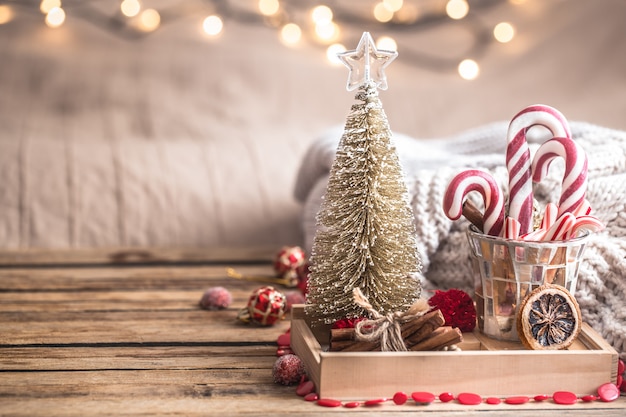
[199,286,232,310]
[272,354,306,385]
[285,290,306,312]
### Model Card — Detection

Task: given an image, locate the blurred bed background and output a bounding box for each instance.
[1,0,625,250]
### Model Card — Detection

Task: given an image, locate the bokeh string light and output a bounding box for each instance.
[1,0,522,79]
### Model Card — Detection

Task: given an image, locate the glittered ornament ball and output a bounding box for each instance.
[199,286,232,310]
[272,354,306,385]
[237,286,286,326]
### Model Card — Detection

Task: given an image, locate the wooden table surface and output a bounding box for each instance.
[1,247,624,416]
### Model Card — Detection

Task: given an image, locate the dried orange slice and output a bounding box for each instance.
[517,284,582,350]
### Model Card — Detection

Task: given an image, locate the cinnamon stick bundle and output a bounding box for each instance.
[329,309,457,352]
[409,326,463,351]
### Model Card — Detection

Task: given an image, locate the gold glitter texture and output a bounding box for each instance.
[306,82,422,326]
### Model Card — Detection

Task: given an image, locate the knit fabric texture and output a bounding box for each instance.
[294,121,626,360]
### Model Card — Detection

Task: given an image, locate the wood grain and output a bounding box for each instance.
[1,252,624,416]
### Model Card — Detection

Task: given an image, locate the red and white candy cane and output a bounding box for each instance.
[532,136,588,217]
[506,105,571,235]
[542,213,576,241]
[567,215,605,239]
[540,202,559,230]
[443,169,505,236]
[504,217,521,240]
[573,199,592,217]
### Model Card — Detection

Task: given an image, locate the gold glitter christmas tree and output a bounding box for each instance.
[306,32,422,326]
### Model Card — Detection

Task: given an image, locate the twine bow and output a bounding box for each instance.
[352,287,429,352]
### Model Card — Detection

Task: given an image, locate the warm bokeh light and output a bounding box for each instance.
[373,2,394,23]
[203,15,223,36]
[22,0,522,78]
[376,36,397,52]
[311,5,333,25]
[0,5,14,25]
[121,0,141,18]
[458,59,479,80]
[326,43,346,65]
[45,7,66,28]
[315,21,339,43]
[446,0,469,20]
[40,0,61,15]
[280,23,301,45]
[394,3,419,24]
[258,0,280,16]
[383,0,403,13]
[494,22,515,43]
[137,8,160,32]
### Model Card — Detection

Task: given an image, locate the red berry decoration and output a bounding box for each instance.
[411,392,435,405]
[428,289,477,332]
[439,392,454,402]
[505,396,530,405]
[393,392,408,405]
[272,354,306,385]
[317,398,342,407]
[274,246,306,287]
[331,317,366,329]
[277,332,291,347]
[457,392,482,405]
[199,286,232,310]
[237,286,286,326]
[296,380,315,397]
[363,398,387,406]
[553,391,578,405]
[597,382,620,402]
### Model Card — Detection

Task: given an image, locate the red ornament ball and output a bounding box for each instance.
[198,286,232,310]
[272,354,306,385]
[237,286,286,326]
[296,262,310,295]
[274,246,306,286]
[428,288,477,332]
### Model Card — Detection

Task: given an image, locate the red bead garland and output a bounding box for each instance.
[275,329,626,409]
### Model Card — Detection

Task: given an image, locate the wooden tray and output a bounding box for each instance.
[290,305,619,400]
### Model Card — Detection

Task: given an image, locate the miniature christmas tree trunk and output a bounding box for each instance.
[306,81,422,326]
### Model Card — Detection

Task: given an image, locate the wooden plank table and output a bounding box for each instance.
[1,247,624,416]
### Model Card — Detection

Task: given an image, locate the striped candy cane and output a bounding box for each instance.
[573,199,592,217]
[542,213,576,241]
[443,169,505,236]
[506,105,571,235]
[567,215,605,239]
[540,202,559,230]
[532,137,588,217]
[504,217,521,240]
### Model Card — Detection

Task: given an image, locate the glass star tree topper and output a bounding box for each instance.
[306,32,423,326]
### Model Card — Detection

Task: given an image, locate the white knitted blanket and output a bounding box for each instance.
[294,121,626,360]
